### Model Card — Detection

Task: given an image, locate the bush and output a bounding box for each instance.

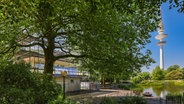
[0,62,62,104]
[121,96,147,104]
[131,72,150,84]
[48,94,76,104]
[33,73,62,104]
[132,76,142,84]
[100,97,116,104]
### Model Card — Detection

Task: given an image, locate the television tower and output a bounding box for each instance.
[155,10,167,70]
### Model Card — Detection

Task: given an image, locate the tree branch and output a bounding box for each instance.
[54,41,71,54]
[56,29,82,36]
[16,42,42,48]
[54,54,87,61]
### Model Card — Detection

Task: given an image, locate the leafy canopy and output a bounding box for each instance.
[152,66,164,80]
[0,0,165,75]
[132,72,150,83]
[165,69,183,80]
[166,64,180,72]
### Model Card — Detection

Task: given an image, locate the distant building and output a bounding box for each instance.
[16,49,74,72]
[16,49,81,92]
[54,67,80,92]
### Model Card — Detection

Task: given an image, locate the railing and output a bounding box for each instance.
[166,95,182,104]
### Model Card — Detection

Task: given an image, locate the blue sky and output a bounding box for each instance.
[142,2,184,72]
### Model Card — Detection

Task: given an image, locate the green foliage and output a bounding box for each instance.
[0,0,163,76]
[153,65,184,80]
[152,66,164,80]
[166,65,180,73]
[141,72,151,80]
[132,72,150,83]
[0,62,35,89]
[0,53,14,69]
[118,83,143,91]
[140,80,164,86]
[33,74,62,104]
[0,62,61,104]
[167,92,182,96]
[121,96,147,104]
[165,69,183,80]
[100,97,116,104]
[117,84,131,90]
[139,80,184,97]
[131,86,143,92]
[48,94,76,104]
[166,94,183,104]
[174,80,184,86]
[179,68,184,79]
[132,76,142,84]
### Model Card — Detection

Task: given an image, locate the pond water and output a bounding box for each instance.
[142,81,184,98]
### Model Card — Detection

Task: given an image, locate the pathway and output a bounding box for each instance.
[67,89,166,104]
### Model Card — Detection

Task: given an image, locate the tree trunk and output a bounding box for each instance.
[101,76,105,87]
[43,36,55,76]
[44,53,54,75]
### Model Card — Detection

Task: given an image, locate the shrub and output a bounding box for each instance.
[48,94,76,104]
[0,62,62,104]
[121,96,147,104]
[131,72,150,84]
[132,76,142,84]
[100,97,116,104]
[33,73,62,104]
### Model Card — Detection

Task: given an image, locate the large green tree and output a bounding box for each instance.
[180,68,184,78]
[165,69,183,80]
[166,64,180,72]
[152,66,164,80]
[0,0,165,75]
[79,1,163,80]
